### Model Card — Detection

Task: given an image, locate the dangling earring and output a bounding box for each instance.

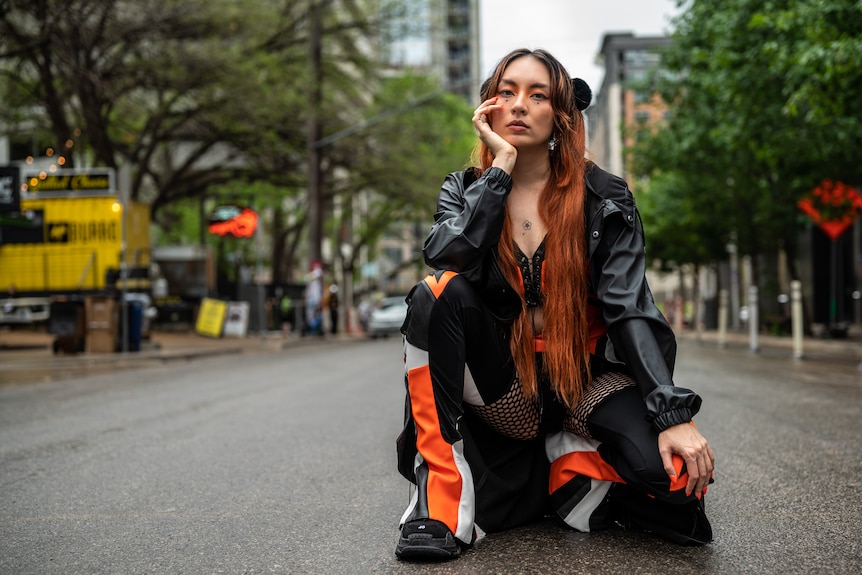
[548,134,557,151]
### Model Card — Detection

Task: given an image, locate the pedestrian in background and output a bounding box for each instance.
[303,261,324,336]
[395,48,714,561]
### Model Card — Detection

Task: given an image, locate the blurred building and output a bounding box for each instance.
[586,32,671,185]
[381,0,481,104]
[438,0,482,103]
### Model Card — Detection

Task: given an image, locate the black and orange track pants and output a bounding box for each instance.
[396,272,711,545]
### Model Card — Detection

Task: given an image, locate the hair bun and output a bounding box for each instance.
[572,78,592,111]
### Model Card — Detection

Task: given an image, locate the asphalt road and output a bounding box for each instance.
[1,336,860,574]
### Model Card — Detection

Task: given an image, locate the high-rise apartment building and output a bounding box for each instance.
[382,0,481,103]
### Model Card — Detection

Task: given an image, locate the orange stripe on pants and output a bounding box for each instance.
[549,449,694,497]
[667,453,692,494]
[549,450,625,494]
[407,363,463,534]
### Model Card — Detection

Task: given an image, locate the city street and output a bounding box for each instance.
[1,335,860,574]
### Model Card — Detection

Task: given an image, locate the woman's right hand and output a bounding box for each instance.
[658,422,715,498]
[472,97,517,173]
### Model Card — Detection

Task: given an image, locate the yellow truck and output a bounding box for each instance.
[0,168,151,326]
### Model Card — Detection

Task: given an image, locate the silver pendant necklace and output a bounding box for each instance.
[522,220,532,231]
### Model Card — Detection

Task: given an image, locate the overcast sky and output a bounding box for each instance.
[478,0,682,96]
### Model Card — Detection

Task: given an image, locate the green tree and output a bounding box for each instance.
[631,0,862,317]
[634,170,729,273]
[1,0,477,294]
[325,72,476,286]
[750,0,862,184]
[226,0,438,286]
[0,0,269,203]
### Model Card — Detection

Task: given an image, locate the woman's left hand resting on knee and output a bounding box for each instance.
[658,423,715,498]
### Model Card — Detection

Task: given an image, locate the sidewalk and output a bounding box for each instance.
[0,326,363,385]
[677,326,862,368]
[1,323,859,383]
[675,324,861,366]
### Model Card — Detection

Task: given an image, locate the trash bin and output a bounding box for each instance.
[118,300,143,352]
[124,293,153,341]
[48,296,86,354]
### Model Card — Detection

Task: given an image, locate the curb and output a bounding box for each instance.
[0,330,368,385]
[676,329,861,367]
[1,327,857,385]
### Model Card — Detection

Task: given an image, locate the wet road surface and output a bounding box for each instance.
[0,335,859,574]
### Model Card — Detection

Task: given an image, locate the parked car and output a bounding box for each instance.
[367,296,408,339]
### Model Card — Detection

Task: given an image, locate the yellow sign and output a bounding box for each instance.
[48,220,119,243]
[195,298,228,337]
[24,169,115,196]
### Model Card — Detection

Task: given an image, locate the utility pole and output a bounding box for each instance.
[306,0,444,267]
[307,0,323,265]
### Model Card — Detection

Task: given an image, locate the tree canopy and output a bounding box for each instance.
[631,0,862,277]
[1,0,268,203]
[1,0,475,286]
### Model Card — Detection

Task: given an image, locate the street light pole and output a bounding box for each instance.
[305,0,442,266]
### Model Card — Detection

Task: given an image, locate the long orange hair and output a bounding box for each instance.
[475,49,590,408]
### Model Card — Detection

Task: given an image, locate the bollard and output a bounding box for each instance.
[791,280,804,359]
[718,289,728,348]
[748,285,759,353]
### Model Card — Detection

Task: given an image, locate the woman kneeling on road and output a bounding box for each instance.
[394,48,715,561]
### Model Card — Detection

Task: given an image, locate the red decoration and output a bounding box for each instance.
[797,180,862,241]
[208,207,259,238]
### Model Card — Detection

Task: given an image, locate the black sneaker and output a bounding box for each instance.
[609,485,713,546]
[395,519,461,561]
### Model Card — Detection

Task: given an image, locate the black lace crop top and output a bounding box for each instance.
[515,240,545,308]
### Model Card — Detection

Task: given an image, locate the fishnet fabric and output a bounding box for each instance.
[564,371,636,439]
[468,378,540,440]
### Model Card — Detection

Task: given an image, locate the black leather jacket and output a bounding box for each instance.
[423,163,702,432]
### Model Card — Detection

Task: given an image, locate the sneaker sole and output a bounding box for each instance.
[395,533,460,561]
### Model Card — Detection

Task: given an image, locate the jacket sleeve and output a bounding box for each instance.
[423,167,513,276]
[591,186,702,433]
